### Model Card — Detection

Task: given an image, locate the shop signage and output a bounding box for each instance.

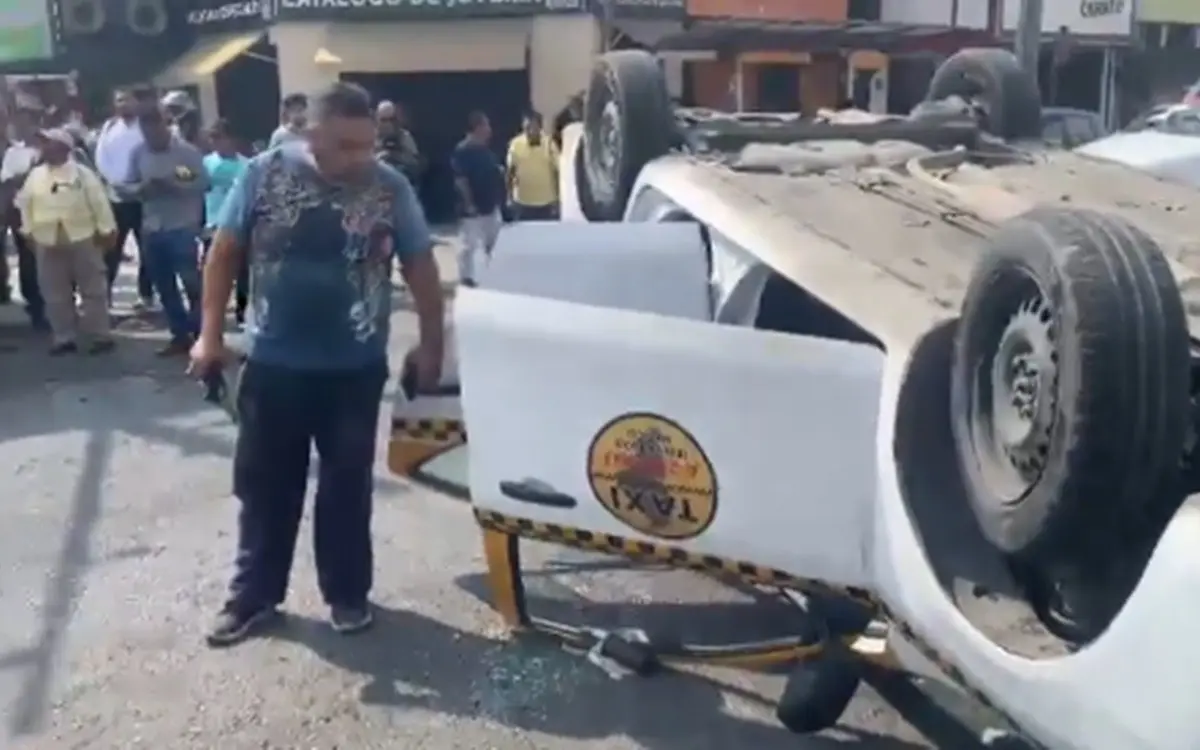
[187,0,266,31]
[590,0,685,21]
[1002,0,1131,35]
[0,0,54,62]
[1138,0,1200,24]
[688,0,842,23]
[274,0,683,21]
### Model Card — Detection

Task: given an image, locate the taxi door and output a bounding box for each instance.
[387,220,711,486]
[454,288,884,591]
[390,221,884,589]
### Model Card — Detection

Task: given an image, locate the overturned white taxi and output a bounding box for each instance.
[392,47,1200,750]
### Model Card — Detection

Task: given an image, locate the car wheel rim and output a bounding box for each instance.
[959,73,993,133]
[970,284,1059,503]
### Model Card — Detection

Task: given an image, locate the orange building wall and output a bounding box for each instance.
[688,56,842,114]
[690,60,738,109]
[684,0,848,112]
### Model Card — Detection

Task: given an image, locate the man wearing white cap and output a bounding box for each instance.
[14,128,118,354]
[162,90,204,149]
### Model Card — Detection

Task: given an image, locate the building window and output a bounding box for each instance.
[1166,23,1195,49]
[848,0,880,22]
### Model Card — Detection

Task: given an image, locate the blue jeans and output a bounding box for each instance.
[145,227,200,341]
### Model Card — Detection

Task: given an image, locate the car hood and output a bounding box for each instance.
[1075,131,1200,187]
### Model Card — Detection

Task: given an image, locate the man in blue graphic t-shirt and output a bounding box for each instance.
[191,82,445,647]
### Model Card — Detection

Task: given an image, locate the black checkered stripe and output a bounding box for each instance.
[878,611,1028,738]
[475,507,1034,740]
[391,418,467,442]
[473,509,875,607]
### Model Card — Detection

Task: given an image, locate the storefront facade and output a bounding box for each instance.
[269,0,684,133]
[154,0,272,132]
[1130,0,1200,115]
[683,0,848,113]
[267,0,682,220]
[889,0,1131,125]
[1002,0,1132,128]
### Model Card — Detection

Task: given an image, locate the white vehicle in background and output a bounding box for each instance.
[1076,103,1200,187]
[390,47,1200,750]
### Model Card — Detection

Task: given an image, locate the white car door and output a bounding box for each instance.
[450,287,885,591]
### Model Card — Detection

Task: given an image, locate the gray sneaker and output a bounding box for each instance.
[330,604,373,635]
[206,605,278,647]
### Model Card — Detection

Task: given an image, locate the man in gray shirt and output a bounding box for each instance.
[126,108,209,355]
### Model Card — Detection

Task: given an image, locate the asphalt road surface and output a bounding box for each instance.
[0,240,985,749]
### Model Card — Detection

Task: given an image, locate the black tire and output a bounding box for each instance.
[951,206,1190,567]
[926,48,1041,141]
[776,649,861,733]
[574,140,601,220]
[582,50,674,221]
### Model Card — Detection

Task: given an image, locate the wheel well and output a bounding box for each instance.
[647,204,880,348]
[753,272,883,349]
[1182,345,1200,494]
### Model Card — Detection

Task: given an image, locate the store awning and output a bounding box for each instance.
[313,47,342,66]
[154,30,266,86]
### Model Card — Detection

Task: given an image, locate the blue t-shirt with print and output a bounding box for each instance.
[216,146,433,370]
[203,152,248,229]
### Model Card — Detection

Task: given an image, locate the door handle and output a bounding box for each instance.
[499,480,577,509]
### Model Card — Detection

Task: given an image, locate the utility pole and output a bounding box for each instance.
[1013,0,1044,78]
[598,0,614,53]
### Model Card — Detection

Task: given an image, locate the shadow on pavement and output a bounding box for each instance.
[6,428,113,738]
[275,604,927,750]
[129,412,414,497]
[0,313,203,446]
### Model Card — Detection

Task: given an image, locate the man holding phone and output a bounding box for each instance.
[126,107,209,355]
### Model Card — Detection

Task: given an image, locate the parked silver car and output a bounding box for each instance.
[1076,104,1200,186]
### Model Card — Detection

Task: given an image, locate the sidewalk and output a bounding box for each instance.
[0,299,29,328]
[432,225,460,287]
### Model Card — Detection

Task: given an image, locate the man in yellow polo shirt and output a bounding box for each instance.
[15,128,117,354]
[506,111,559,221]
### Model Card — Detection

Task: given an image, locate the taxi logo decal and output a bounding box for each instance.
[586,412,717,540]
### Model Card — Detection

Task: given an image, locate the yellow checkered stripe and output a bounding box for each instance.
[391,418,467,442]
[473,509,876,607]
[475,507,1027,736]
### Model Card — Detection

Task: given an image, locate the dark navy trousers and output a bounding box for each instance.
[226,359,388,613]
